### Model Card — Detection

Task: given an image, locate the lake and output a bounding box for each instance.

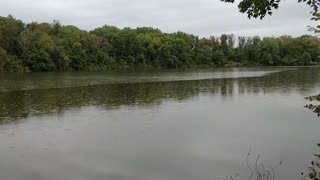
[0,67,320,180]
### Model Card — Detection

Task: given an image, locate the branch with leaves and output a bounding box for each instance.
[305,94,320,116]
[302,144,320,180]
[220,0,320,19]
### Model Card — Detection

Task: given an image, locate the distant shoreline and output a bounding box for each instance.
[1,15,320,72]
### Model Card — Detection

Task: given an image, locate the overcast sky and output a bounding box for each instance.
[0,0,317,37]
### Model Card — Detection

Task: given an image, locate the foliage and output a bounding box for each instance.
[220,0,320,34]
[220,0,320,19]
[302,144,320,180]
[309,13,320,33]
[303,96,320,180]
[0,46,7,71]
[305,94,320,116]
[0,15,320,72]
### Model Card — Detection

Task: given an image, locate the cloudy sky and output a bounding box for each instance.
[0,0,317,37]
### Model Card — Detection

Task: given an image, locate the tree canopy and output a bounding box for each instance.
[0,15,320,72]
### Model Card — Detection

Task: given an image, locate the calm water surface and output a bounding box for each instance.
[0,67,320,180]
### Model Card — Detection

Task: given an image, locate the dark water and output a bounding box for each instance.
[0,67,320,180]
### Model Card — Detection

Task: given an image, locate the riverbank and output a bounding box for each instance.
[1,15,320,72]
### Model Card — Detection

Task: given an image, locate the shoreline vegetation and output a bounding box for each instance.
[0,15,320,72]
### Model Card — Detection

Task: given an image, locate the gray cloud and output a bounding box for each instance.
[0,0,317,37]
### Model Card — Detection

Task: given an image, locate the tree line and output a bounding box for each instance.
[0,15,320,72]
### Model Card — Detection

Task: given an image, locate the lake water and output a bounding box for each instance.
[0,67,320,180]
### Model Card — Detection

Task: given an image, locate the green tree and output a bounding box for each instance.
[258,37,280,65]
[26,33,55,71]
[0,15,24,55]
[0,47,7,71]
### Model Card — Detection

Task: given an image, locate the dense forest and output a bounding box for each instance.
[0,15,320,72]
